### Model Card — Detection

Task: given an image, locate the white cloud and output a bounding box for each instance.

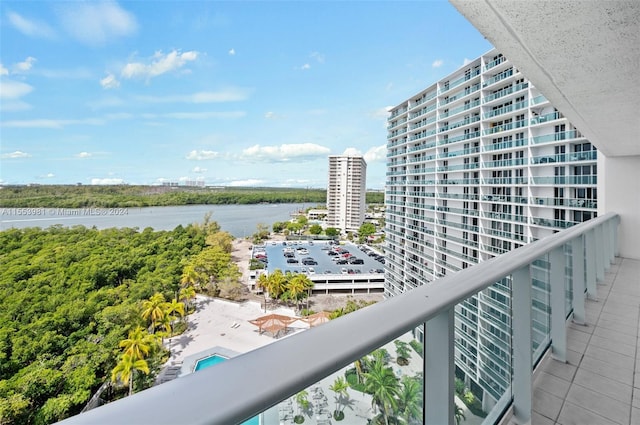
[228,179,265,187]
[310,52,325,63]
[370,107,392,121]
[432,59,444,68]
[2,118,104,129]
[57,1,137,45]
[363,145,387,163]
[91,178,125,185]
[121,50,198,80]
[342,148,362,156]
[0,100,31,112]
[135,88,250,104]
[7,12,56,39]
[100,73,120,89]
[0,80,33,99]
[186,150,219,160]
[264,111,285,120]
[38,67,93,79]
[228,48,235,56]
[242,143,330,163]
[1,151,31,159]
[0,64,8,76]
[46,173,55,178]
[192,166,207,173]
[161,111,245,120]
[75,152,93,158]
[13,57,36,73]
[300,63,311,70]
[462,58,472,66]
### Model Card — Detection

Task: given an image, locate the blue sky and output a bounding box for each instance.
[0,1,491,189]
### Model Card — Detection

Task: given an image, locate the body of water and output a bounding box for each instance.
[0,203,308,237]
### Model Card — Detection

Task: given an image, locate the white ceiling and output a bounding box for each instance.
[450,0,640,157]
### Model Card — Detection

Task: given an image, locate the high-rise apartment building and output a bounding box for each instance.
[327,155,367,234]
[384,49,598,410]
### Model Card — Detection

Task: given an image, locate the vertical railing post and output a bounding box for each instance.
[613,217,620,257]
[550,247,567,362]
[594,224,605,282]
[512,265,532,424]
[606,218,615,264]
[425,307,454,425]
[585,229,597,298]
[571,236,586,325]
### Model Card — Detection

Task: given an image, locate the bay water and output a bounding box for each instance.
[0,203,308,238]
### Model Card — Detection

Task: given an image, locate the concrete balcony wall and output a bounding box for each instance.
[599,155,640,260]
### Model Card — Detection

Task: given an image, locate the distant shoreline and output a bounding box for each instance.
[0,185,384,208]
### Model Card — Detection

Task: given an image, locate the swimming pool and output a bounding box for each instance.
[193,354,227,371]
[194,354,260,425]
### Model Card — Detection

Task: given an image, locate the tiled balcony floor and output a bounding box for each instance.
[531,257,640,425]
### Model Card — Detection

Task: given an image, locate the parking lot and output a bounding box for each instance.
[253,240,385,277]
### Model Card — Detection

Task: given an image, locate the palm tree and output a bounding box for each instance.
[286,274,312,312]
[294,390,309,423]
[266,269,287,303]
[256,272,270,312]
[165,298,185,322]
[394,340,412,366]
[329,376,350,419]
[396,376,422,424]
[363,359,400,425]
[180,265,199,288]
[111,353,150,396]
[141,292,166,333]
[178,285,196,312]
[118,326,155,360]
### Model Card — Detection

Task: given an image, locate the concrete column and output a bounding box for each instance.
[512,265,532,424]
[550,247,567,362]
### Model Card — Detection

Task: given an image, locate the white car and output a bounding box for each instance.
[341,267,348,274]
[308,267,315,274]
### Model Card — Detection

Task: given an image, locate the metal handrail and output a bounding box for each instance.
[58,212,619,425]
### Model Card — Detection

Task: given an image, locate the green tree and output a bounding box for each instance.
[272,221,286,233]
[205,231,234,253]
[363,359,400,425]
[266,269,287,300]
[358,222,377,243]
[164,298,185,322]
[141,293,167,333]
[394,340,412,365]
[329,376,350,419]
[111,353,150,396]
[119,326,156,361]
[309,224,323,235]
[325,227,339,237]
[294,390,309,423]
[256,273,270,311]
[396,376,422,424]
[180,265,199,288]
[285,274,314,312]
[178,285,196,311]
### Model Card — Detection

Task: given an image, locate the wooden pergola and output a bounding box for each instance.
[301,311,332,327]
[249,313,297,338]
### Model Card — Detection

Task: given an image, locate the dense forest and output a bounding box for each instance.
[0,222,214,424]
[0,185,385,208]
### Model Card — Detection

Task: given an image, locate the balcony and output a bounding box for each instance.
[58,214,635,425]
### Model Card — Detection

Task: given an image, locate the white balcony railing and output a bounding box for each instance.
[58,213,619,425]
